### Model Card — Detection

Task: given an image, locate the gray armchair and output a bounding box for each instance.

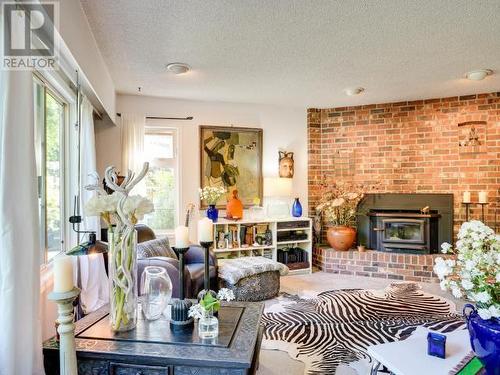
[135,225,217,298]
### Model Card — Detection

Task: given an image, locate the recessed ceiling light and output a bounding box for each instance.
[465,69,493,81]
[344,87,365,96]
[166,63,191,75]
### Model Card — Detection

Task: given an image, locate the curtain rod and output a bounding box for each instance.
[116,113,194,120]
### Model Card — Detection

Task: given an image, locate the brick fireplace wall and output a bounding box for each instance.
[309,93,499,280]
[308,92,500,237]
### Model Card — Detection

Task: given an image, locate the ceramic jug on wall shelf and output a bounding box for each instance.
[226,190,243,220]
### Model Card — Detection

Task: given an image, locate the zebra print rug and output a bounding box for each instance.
[261,283,464,375]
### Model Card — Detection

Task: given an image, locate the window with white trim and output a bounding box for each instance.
[34,77,68,262]
[142,126,179,234]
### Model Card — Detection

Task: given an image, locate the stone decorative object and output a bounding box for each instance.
[48,287,81,375]
[279,151,294,178]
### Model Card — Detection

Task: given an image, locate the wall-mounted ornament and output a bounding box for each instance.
[279,151,294,178]
[458,121,487,154]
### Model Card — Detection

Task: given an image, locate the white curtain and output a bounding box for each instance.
[0,70,44,373]
[121,113,145,174]
[78,97,109,314]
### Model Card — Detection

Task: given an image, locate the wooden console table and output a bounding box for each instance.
[43,301,264,375]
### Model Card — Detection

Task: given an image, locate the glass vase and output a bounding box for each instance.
[198,308,219,339]
[108,228,138,332]
[140,266,172,320]
[292,197,303,217]
[206,204,219,222]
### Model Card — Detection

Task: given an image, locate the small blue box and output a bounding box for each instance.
[427,332,446,359]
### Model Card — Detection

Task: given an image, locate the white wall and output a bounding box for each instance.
[96,94,308,240]
[56,0,116,121]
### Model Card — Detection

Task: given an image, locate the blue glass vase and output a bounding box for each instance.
[464,304,500,374]
[206,205,219,222]
[292,198,302,217]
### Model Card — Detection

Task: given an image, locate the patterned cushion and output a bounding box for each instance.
[136,237,177,260]
[218,256,289,285]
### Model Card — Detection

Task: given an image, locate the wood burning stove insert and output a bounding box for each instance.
[368,210,440,254]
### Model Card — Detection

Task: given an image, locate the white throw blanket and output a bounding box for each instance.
[218,256,289,285]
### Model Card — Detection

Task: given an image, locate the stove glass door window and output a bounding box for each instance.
[383,219,424,243]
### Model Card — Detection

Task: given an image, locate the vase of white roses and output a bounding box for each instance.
[433,221,499,373]
[199,186,226,222]
[85,163,154,332]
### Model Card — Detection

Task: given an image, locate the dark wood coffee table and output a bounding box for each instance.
[43,301,264,375]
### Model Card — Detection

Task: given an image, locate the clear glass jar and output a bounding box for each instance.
[108,228,138,332]
[198,307,219,339]
[140,266,172,320]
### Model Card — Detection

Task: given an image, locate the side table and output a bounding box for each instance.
[367,329,471,375]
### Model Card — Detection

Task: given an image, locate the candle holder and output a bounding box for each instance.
[198,241,217,301]
[478,203,489,223]
[462,202,471,222]
[48,287,81,375]
[170,247,193,330]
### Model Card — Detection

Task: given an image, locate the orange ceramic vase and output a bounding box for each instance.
[326,226,356,251]
[226,190,243,220]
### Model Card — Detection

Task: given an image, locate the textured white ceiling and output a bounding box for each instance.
[80,0,500,108]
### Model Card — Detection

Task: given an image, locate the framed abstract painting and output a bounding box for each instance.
[199,125,263,208]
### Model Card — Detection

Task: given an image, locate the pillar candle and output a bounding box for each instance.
[462,191,471,203]
[53,254,74,293]
[478,191,488,204]
[198,217,213,243]
[175,226,189,248]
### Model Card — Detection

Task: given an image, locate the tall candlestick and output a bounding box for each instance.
[198,217,213,242]
[478,191,488,204]
[462,191,471,204]
[174,226,189,248]
[48,287,80,375]
[53,255,74,293]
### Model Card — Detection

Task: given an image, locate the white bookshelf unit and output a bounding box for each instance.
[212,217,312,275]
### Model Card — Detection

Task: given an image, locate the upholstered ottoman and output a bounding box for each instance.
[218,256,289,301]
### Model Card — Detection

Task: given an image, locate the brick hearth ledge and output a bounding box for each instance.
[313,247,454,283]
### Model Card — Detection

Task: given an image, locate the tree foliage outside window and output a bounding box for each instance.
[143,167,175,231]
[34,79,65,262]
[141,130,178,233]
[45,93,63,253]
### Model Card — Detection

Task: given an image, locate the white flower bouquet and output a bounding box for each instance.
[85,163,154,331]
[434,220,500,320]
[188,288,235,319]
[199,186,226,206]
